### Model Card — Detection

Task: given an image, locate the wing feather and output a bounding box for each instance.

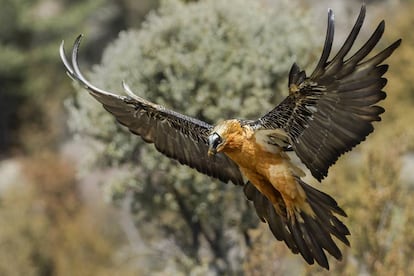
[251,5,401,181]
[311,9,335,79]
[60,35,244,186]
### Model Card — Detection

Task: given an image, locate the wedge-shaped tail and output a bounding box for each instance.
[244,179,349,269]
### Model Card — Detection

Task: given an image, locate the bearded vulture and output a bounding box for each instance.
[60,4,401,269]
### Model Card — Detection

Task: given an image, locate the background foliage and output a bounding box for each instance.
[0,0,413,275]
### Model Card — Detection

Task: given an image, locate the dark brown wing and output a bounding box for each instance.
[60,35,244,186]
[251,5,401,181]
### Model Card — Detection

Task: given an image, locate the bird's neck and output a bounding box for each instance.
[222,123,254,152]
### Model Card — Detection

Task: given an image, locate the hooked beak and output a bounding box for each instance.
[208,147,217,157]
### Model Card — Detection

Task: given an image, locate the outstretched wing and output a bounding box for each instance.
[251,5,401,181]
[60,35,244,186]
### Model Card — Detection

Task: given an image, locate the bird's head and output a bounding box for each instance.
[208,119,243,156]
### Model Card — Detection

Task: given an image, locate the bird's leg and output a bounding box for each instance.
[266,162,313,221]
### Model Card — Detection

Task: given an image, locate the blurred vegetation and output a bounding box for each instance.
[0,0,159,155]
[0,0,158,275]
[0,0,413,275]
[0,153,136,275]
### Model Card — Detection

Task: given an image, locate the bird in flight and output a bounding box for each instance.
[60,4,400,269]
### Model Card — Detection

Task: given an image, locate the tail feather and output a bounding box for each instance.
[266,203,299,253]
[297,219,329,267]
[300,180,347,217]
[301,212,342,259]
[287,216,318,265]
[244,180,350,270]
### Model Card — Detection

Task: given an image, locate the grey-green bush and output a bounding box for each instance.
[67,0,318,273]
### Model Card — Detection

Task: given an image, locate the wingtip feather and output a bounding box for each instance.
[310,8,335,79]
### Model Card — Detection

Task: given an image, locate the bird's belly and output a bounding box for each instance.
[225,138,284,172]
[224,140,305,205]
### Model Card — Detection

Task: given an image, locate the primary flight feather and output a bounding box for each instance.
[60,4,401,269]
